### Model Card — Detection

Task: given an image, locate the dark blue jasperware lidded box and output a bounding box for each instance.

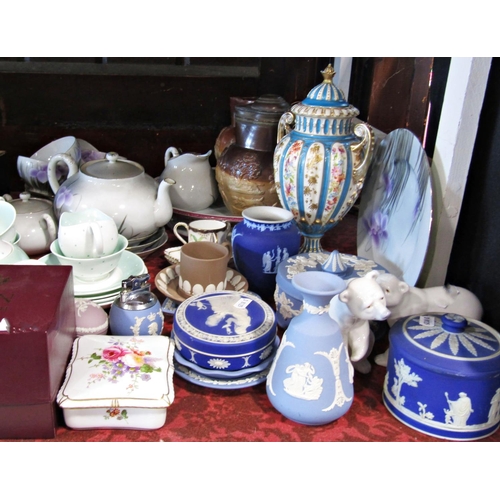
[383,313,500,441]
[172,290,277,371]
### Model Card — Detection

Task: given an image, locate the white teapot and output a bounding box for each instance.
[47,152,175,241]
[1,192,57,255]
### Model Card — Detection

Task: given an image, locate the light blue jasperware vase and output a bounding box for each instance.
[266,271,354,425]
[273,63,374,253]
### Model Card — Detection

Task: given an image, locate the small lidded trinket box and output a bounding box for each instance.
[173,290,277,371]
[383,313,500,441]
[57,335,175,430]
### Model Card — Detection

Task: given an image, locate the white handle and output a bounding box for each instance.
[164,147,180,165]
[41,214,57,240]
[47,153,79,194]
[89,222,104,257]
[173,222,189,245]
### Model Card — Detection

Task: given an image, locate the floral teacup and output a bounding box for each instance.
[17,136,81,198]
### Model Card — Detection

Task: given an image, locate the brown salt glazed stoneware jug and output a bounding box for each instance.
[215,94,290,216]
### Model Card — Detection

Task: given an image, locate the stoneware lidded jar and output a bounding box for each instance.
[383,313,500,441]
[216,95,290,216]
[266,271,354,425]
[231,206,301,299]
[273,64,374,253]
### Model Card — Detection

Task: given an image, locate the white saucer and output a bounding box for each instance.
[128,228,166,252]
[155,264,249,303]
[40,250,147,296]
[133,230,169,257]
[164,245,181,265]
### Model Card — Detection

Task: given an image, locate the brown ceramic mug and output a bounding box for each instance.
[178,241,231,298]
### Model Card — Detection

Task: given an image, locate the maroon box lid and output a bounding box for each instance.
[0,265,76,405]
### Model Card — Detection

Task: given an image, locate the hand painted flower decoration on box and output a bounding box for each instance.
[86,340,162,394]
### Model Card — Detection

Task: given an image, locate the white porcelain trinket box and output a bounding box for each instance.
[383,313,500,441]
[57,335,175,430]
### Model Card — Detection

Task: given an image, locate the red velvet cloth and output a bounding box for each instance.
[6,212,500,442]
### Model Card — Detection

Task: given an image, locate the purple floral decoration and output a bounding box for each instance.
[363,210,389,248]
[382,170,393,197]
[54,185,74,210]
[81,150,105,163]
[29,162,68,183]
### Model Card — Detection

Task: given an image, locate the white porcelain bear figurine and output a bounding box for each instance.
[328,270,390,374]
[374,273,483,367]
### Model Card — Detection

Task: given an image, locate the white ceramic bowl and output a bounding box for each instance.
[0,200,17,243]
[50,234,128,282]
[0,240,30,263]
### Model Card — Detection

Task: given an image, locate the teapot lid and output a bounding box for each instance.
[10,192,52,214]
[81,152,144,179]
[291,64,360,118]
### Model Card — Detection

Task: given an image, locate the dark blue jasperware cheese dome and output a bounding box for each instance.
[383,313,500,441]
[172,290,277,371]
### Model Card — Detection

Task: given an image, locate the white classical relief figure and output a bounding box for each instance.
[199,295,252,334]
[488,388,500,424]
[262,246,290,274]
[148,321,159,335]
[283,362,323,400]
[444,392,474,427]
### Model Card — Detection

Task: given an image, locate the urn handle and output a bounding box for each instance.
[350,122,375,184]
[277,111,296,143]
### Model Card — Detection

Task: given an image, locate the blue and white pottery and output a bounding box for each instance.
[109,274,164,336]
[231,205,301,299]
[273,63,374,253]
[172,290,277,371]
[383,313,500,441]
[274,250,387,329]
[266,271,354,426]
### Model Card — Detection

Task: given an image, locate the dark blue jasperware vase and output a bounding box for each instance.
[231,205,301,299]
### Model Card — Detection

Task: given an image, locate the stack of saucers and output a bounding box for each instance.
[127,228,169,257]
[171,290,279,389]
[40,249,148,307]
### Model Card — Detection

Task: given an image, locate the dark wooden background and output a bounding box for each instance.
[0,57,441,193]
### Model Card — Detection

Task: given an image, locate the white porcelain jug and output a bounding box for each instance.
[162,147,218,211]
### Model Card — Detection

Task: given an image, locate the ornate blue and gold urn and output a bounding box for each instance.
[273,64,374,253]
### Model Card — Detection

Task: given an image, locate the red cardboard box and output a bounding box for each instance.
[0,264,76,439]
